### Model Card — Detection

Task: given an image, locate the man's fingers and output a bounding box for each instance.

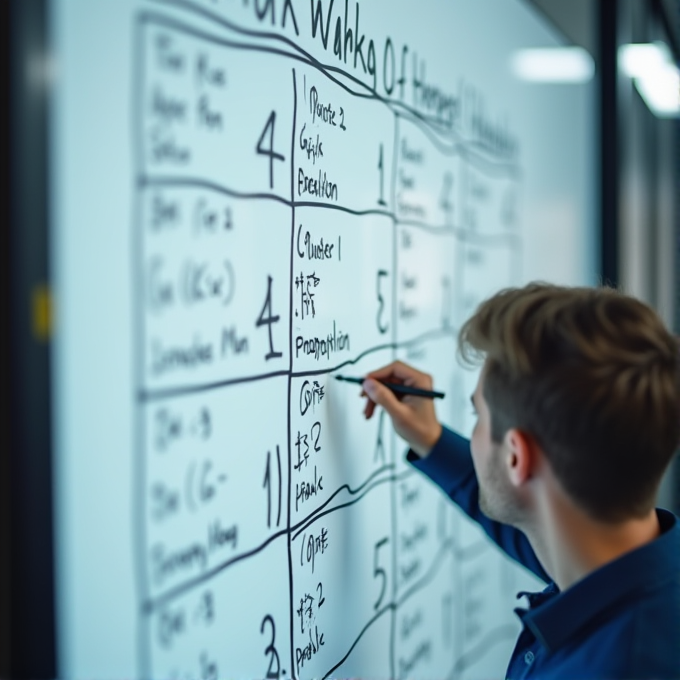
[366,361,412,382]
[365,361,433,389]
[362,378,408,421]
[363,397,376,419]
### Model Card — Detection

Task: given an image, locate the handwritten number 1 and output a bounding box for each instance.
[441,276,452,329]
[377,144,387,206]
[256,111,285,190]
[263,446,282,529]
[440,172,453,219]
[442,593,453,645]
[376,270,389,334]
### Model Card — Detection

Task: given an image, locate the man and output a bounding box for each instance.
[361,283,680,679]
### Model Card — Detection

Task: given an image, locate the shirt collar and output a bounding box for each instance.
[514,508,680,652]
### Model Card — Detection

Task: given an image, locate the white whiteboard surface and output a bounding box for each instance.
[50,0,595,678]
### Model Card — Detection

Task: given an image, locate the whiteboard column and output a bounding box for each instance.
[133,14,296,679]
[288,60,398,679]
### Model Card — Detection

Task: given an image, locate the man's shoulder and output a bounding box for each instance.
[582,511,680,676]
[539,585,680,678]
[529,510,680,678]
[623,571,680,673]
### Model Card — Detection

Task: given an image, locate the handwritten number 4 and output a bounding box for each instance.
[256,275,282,361]
[256,111,285,190]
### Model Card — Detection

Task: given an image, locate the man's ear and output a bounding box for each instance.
[503,428,536,487]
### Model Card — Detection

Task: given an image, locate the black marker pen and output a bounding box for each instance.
[334,375,445,399]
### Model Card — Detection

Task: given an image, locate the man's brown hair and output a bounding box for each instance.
[458,283,680,522]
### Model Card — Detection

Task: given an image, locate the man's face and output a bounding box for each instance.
[470,366,525,526]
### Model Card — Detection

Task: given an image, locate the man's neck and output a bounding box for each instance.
[525,488,661,591]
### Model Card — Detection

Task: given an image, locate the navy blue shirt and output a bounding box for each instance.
[408,426,680,679]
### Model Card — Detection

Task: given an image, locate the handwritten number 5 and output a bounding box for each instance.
[373,537,389,610]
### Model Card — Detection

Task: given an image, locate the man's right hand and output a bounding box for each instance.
[361,361,442,458]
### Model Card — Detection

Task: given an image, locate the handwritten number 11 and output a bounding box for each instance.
[263,445,282,529]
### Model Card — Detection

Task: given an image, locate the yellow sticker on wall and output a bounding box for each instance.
[32,284,52,341]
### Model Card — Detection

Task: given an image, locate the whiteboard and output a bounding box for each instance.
[50,0,596,678]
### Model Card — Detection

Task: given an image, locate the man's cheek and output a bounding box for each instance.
[470,428,481,468]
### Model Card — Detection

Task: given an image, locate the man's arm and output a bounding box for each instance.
[360,361,550,583]
[407,427,550,582]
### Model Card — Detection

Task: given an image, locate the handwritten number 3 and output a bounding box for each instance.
[260,614,281,679]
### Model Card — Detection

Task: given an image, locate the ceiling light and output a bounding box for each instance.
[619,42,673,79]
[634,64,680,117]
[511,47,594,83]
[619,42,680,117]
